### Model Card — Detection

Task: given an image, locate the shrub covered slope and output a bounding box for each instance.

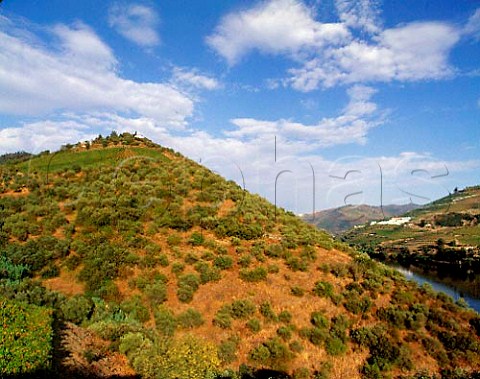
[0,133,479,378]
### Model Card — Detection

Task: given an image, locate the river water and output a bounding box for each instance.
[390,264,480,313]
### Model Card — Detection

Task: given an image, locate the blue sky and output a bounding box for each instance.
[0,0,479,213]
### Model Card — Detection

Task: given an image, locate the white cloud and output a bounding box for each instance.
[464,8,480,39]
[381,22,459,79]
[323,152,480,207]
[2,111,477,212]
[335,0,381,34]
[108,3,160,47]
[0,20,194,127]
[209,1,462,90]
[344,85,377,115]
[0,112,167,154]
[289,21,460,90]
[171,67,220,90]
[53,22,117,71]
[226,84,381,147]
[0,119,96,154]
[206,0,349,65]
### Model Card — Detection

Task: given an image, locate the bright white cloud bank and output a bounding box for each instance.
[0,20,193,126]
[228,85,381,147]
[0,15,212,154]
[289,22,460,90]
[208,0,464,90]
[206,0,350,65]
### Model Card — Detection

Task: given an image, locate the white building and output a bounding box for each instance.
[370,217,411,226]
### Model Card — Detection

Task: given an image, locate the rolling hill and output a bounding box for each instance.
[1,133,479,379]
[302,203,420,235]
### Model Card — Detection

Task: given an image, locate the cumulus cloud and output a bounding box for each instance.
[53,23,118,71]
[335,0,381,34]
[0,119,96,154]
[171,67,221,90]
[324,152,479,207]
[108,3,160,47]
[0,20,194,127]
[463,8,480,42]
[208,0,463,90]
[226,84,381,147]
[289,21,460,90]
[1,110,477,211]
[206,0,349,65]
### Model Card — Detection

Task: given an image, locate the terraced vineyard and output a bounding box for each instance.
[342,187,480,297]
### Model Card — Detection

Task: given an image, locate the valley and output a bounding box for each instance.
[302,204,420,236]
[341,187,480,307]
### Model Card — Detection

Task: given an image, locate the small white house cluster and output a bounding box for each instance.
[370,217,411,226]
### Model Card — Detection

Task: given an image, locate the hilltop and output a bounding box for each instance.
[342,187,480,297]
[302,203,419,235]
[1,133,479,379]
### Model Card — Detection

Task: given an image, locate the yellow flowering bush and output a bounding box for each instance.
[129,334,220,379]
[0,299,53,375]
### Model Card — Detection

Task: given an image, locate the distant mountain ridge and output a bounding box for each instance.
[302,203,420,234]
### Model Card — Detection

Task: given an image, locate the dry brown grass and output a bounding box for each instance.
[147,244,368,374]
[218,199,236,217]
[0,187,30,197]
[44,267,85,296]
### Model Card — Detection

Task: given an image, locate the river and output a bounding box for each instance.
[389,264,480,313]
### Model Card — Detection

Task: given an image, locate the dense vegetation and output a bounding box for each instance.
[0,133,479,378]
[0,151,33,165]
[0,299,53,375]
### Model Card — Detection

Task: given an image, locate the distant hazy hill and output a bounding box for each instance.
[302,203,420,235]
[1,133,479,378]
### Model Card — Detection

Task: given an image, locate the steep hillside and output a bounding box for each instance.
[1,133,479,379]
[342,187,480,297]
[302,204,419,235]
